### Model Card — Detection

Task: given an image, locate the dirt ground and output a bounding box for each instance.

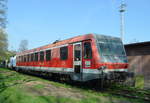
[24,81,85,99]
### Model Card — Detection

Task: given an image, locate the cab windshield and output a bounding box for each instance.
[95,35,127,63]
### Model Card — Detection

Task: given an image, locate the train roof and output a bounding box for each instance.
[17,33,120,55]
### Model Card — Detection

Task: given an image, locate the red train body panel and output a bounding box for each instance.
[16,34,128,81]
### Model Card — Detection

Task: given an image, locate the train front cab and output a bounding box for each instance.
[71,34,128,82]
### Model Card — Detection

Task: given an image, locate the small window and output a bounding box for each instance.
[29,54,31,62]
[22,56,24,62]
[46,50,51,61]
[26,55,27,62]
[31,53,34,61]
[34,52,39,61]
[17,56,19,62]
[40,51,44,61]
[27,54,30,62]
[23,55,26,62]
[20,57,21,62]
[74,44,81,61]
[25,55,27,62]
[60,46,68,60]
[84,42,92,59]
[21,56,23,62]
[16,57,19,62]
[18,56,20,62]
[19,56,22,62]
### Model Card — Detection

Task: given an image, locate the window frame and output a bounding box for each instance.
[31,53,34,62]
[83,42,92,59]
[34,52,39,62]
[46,49,51,61]
[60,46,68,60]
[21,56,23,62]
[27,54,30,62]
[40,51,44,61]
[23,55,26,62]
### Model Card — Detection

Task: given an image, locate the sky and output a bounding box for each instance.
[7,0,150,51]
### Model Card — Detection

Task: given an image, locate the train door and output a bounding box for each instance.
[73,42,82,74]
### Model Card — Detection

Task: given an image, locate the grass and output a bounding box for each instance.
[135,75,144,89]
[34,84,45,89]
[0,86,75,103]
[0,68,149,103]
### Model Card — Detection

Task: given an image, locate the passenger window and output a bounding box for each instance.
[24,55,26,62]
[31,53,34,61]
[60,46,68,60]
[46,50,51,61]
[22,56,24,62]
[35,52,39,61]
[27,54,30,62]
[19,56,22,62]
[26,55,28,62]
[84,42,92,59]
[17,56,20,62]
[29,54,31,62]
[21,56,23,62]
[40,51,44,61]
[16,57,18,62]
[74,44,81,61]
[20,56,22,62]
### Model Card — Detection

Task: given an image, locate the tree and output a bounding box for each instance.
[0,29,8,61]
[18,40,28,52]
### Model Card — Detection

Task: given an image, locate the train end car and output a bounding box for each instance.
[72,34,128,82]
[15,34,128,83]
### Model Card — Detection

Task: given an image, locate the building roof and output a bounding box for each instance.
[124,41,150,56]
[125,41,150,47]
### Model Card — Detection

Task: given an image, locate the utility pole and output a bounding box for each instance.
[0,0,7,29]
[119,0,126,42]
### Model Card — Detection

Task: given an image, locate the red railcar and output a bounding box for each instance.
[16,34,128,81]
